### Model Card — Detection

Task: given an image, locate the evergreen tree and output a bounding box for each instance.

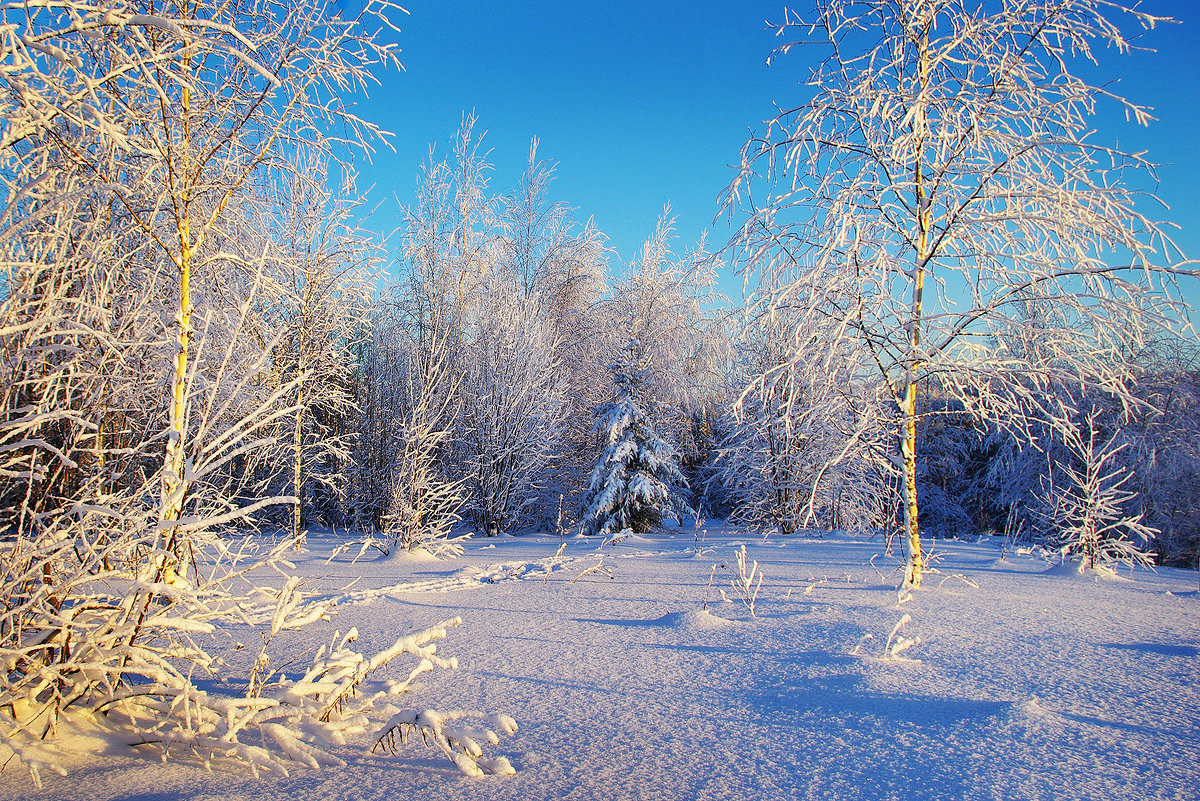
[580,346,690,536]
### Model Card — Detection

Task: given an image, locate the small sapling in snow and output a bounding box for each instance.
[728,544,764,618]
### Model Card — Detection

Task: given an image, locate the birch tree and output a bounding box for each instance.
[7,0,401,566]
[725,0,1191,587]
[265,157,377,548]
[493,140,607,526]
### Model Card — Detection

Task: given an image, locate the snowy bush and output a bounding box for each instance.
[0,524,515,786]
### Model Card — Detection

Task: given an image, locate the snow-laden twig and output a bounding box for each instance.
[933,571,980,590]
[882,614,920,661]
[572,555,615,583]
[702,563,718,611]
[543,541,567,584]
[373,709,519,777]
[727,544,763,618]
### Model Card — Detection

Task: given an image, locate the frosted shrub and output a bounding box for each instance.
[728,545,764,618]
[0,522,514,786]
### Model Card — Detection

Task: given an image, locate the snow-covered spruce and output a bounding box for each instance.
[580,350,691,536]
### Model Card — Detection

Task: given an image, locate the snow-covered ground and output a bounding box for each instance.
[3,526,1198,801]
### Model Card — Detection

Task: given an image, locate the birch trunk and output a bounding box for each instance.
[899,18,932,589]
[292,340,305,549]
[162,76,193,567]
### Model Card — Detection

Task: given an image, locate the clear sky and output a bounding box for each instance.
[353,0,1200,301]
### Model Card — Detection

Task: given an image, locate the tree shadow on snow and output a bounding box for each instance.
[1100,641,1199,657]
[748,676,1010,730]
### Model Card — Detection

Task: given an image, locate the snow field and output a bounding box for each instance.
[3,528,1197,801]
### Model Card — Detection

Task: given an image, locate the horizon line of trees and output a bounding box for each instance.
[3,0,1200,580]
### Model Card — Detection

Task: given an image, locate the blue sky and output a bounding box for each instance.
[355,1,1200,302]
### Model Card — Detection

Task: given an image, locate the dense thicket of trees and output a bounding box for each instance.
[3,2,1197,572]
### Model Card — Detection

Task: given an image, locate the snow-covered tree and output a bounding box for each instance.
[264,155,377,548]
[379,303,468,553]
[496,141,608,521]
[343,300,407,532]
[4,0,402,568]
[724,0,1191,587]
[402,113,498,343]
[499,139,607,311]
[606,214,727,431]
[718,295,894,535]
[459,279,568,535]
[580,343,690,537]
[1042,411,1157,570]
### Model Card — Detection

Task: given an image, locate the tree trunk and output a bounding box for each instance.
[162,78,193,571]
[292,380,305,549]
[900,18,933,589]
[900,386,923,588]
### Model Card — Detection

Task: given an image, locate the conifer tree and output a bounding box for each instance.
[580,343,690,536]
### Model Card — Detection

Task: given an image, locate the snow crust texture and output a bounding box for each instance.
[3,529,1197,801]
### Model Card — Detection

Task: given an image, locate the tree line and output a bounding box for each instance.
[4,1,1200,577]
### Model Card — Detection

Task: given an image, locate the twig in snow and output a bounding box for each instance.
[883,613,920,660]
[543,541,567,584]
[572,555,614,583]
[702,563,717,611]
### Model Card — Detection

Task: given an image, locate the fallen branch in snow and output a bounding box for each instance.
[868,553,904,584]
[849,632,875,656]
[572,555,615,583]
[882,613,920,661]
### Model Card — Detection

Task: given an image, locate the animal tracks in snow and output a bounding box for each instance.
[337,554,595,603]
